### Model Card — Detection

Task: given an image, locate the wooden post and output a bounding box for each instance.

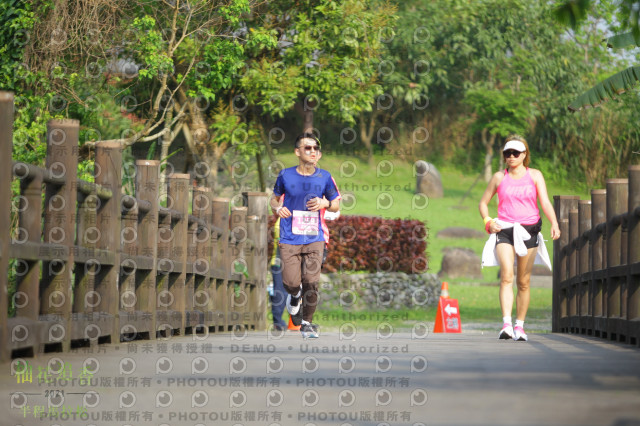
[134,160,159,338]
[15,164,42,321]
[628,166,640,326]
[245,215,259,330]
[558,218,569,328]
[41,119,79,351]
[120,199,138,313]
[244,192,268,331]
[212,197,230,330]
[552,196,579,332]
[229,206,247,330]
[156,203,172,337]
[578,200,591,320]
[167,174,190,335]
[202,190,219,329]
[94,141,122,344]
[74,190,100,316]
[591,189,606,321]
[606,179,627,322]
[192,187,211,331]
[568,209,579,322]
[0,92,13,362]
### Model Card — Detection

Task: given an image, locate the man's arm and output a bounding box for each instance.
[270,193,291,218]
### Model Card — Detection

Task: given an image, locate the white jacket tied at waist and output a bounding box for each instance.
[481,219,552,270]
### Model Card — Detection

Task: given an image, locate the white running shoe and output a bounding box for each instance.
[300,322,319,339]
[498,323,514,340]
[513,325,528,341]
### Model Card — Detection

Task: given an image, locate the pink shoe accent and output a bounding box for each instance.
[498,323,514,340]
[513,325,528,341]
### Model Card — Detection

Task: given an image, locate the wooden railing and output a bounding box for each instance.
[553,165,640,346]
[0,91,268,362]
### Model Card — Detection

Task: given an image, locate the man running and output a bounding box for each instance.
[270,133,340,338]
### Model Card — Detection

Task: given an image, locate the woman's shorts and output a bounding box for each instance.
[496,219,542,249]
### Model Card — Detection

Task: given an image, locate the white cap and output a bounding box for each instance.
[503,140,526,152]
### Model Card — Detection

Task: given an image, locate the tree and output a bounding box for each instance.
[240,0,397,140]
[464,84,537,181]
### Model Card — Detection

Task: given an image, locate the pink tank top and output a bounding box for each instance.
[497,169,540,225]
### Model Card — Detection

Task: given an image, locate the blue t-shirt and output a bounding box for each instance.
[273,166,339,245]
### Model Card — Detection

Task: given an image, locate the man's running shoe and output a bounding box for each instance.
[513,325,528,341]
[300,322,319,339]
[498,323,514,340]
[286,293,303,326]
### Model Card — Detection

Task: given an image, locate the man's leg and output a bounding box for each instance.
[279,243,302,295]
[300,241,325,324]
[279,243,304,325]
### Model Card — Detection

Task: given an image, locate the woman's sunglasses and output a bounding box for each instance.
[503,150,523,158]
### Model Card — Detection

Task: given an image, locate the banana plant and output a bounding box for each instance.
[554,0,640,111]
[568,32,640,111]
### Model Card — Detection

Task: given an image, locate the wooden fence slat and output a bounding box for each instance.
[16,158,42,322]
[94,141,122,344]
[229,206,247,330]
[213,198,230,330]
[167,173,190,335]
[0,92,13,362]
[578,200,591,320]
[244,192,268,331]
[628,166,640,326]
[605,179,627,326]
[41,119,79,351]
[135,160,160,339]
[192,187,210,332]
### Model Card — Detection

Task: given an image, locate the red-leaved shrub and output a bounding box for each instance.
[268,215,428,274]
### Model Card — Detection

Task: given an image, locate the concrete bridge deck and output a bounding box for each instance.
[2,329,640,426]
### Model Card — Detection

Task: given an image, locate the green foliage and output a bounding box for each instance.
[185,39,245,100]
[464,83,537,138]
[131,16,173,80]
[241,59,302,118]
[218,0,250,27]
[568,66,640,111]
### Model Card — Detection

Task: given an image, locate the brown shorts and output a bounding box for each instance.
[279,241,325,291]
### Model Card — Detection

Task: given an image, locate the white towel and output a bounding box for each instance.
[481,219,552,270]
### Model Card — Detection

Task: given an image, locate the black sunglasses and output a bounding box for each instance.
[503,150,523,158]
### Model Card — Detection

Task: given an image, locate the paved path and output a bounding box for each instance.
[2,329,640,426]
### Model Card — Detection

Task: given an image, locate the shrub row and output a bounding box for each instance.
[268,215,428,274]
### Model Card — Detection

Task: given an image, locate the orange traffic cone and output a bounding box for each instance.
[440,281,449,298]
[433,281,461,333]
[288,315,301,330]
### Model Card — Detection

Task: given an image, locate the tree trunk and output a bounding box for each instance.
[359,113,376,168]
[295,99,315,133]
[482,129,496,182]
[206,154,219,194]
[159,107,174,198]
[256,152,265,192]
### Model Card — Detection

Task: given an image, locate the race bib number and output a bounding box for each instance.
[292,210,319,236]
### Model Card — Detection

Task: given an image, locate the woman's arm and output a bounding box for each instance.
[479,172,502,233]
[532,169,561,240]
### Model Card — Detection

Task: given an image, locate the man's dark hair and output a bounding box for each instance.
[294,132,321,149]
